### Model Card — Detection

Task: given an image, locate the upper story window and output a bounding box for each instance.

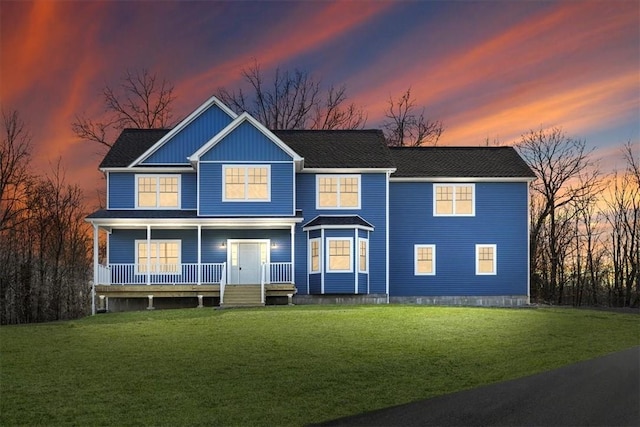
[136,175,180,208]
[434,184,474,216]
[317,175,360,209]
[223,165,270,202]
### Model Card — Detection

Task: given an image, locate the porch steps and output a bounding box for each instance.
[221,285,264,308]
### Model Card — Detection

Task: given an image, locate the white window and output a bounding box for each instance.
[415,244,436,275]
[434,184,474,216]
[316,175,360,209]
[476,244,497,275]
[136,240,181,274]
[309,238,321,274]
[359,238,368,273]
[223,165,270,201]
[136,175,180,208]
[326,238,353,272]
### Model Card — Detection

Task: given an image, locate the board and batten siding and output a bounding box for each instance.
[294,172,388,295]
[107,172,197,209]
[389,181,529,297]
[141,104,235,165]
[198,162,294,216]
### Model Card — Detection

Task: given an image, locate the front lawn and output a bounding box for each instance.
[1,306,638,426]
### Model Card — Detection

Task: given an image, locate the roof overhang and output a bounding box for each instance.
[390,176,536,183]
[301,168,397,174]
[85,216,304,232]
[100,166,195,173]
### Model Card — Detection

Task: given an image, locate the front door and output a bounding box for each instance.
[228,241,267,284]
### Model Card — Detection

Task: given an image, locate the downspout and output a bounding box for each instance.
[386,171,390,303]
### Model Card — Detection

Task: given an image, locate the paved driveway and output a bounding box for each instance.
[319,346,640,426]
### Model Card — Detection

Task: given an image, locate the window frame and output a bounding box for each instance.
[476,244,497,275]
[135,239,182,275]
[414,244,436,276]
[433,183,475,217]
[135,174,181,209]
[316,174,361,210]
[309,238,321,274]
[358,238,368,273]
[326,237,353,273]
[222,165,271,202]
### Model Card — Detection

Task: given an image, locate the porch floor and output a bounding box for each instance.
[95,284,296,299]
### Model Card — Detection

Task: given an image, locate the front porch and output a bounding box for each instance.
[94,262,296,310]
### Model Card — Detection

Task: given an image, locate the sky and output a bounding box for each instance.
[1,0,638,209]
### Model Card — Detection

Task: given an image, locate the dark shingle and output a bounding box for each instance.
[302,215,374,229]
[99,129,170,168]
[389,146,536,178]
[273,130,395,169]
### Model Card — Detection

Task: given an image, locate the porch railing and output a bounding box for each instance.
[100,263,225,285]
[269,262,293,284]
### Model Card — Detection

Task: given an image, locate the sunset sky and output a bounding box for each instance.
[1,0,638,208]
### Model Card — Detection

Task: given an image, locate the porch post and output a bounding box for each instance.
[92,224,98,315]
[354,228,358,294]
[290,224,295,284]
[197,225,202,285]
[146,225,151,286]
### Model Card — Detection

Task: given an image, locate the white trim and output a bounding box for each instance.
[315,174,361,210]
[414,244,436,276]
[188,112,303,163]
[86,217,304,228]
[292,162,296,216]
[309,238,321,274]
[302,168,396,174]
[354,229,358,293]
[222,164,271,202]
[385,171,390,302]
[290,224,295,284]
[105,172,110,209]
[303,224,373,232]
[197,225,202,286]
[391,177,535,183]
[101,167,194,173]
[135,174,181,209]
[129,95,238,167]
[198,160,293,164]
[527,184,531,302]
[320,229,325,293]
[476,244,497,275]
[196,162,200,215]
[326,237,353,273]
[226,239,270,285]
[358,237,369,274]
[433,183,475,217]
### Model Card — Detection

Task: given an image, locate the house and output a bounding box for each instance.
[86,96,536,312]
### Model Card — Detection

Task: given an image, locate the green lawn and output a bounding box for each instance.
[1,306,638,426]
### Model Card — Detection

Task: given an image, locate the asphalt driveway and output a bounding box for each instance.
[318,346,640,426]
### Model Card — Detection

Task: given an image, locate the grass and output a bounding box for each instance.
[1,306,638,426]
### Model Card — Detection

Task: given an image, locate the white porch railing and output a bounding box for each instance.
[100,263,226,285]
[269,262,293,284]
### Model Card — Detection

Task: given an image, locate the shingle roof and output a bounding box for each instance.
[389,146,536,178]
[99,129,170,168]
[302,215,374,230]
[273,130,395,169]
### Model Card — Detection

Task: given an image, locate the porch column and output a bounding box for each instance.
[290,224,295,284]
[354,228,358,294]
[197,225,202,285]
[92,224,98,315]
[146,225,151,286]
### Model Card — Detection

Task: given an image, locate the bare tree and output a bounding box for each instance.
[216,62,366,130]
[72,69,175,149]
[382,88,444,146]
[517,127,601,303]
[0,109,31,232]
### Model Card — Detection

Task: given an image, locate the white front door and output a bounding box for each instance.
[228,241,267,284]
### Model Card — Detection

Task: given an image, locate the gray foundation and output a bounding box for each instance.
[389,295,530,307]
[293,294,388,305]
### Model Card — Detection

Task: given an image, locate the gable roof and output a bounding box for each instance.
[302,215,374,231]
[188,113,302,163]
[389,146,536,178]
[273,130,396,170]
[100,129,170,168]
[129,96,237,167]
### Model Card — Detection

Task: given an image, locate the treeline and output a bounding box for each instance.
[1,111,91,324]
[520,129,639,308]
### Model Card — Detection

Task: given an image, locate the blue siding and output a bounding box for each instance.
[294,173,388,295]
[200,121,293,162]
[198,163,294,216]
[142,104,234,164]
[109,229,197,263]
[389,181,529,297]
[108,172,198,210]
[108,173,135,209]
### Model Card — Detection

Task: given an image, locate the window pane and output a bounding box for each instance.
[158,177,179,207]
[319,178,338,207]
[138,177,157,207]
[417,247,433,274]
[359,240,367,272]
[455,186,473,214]
[435,186,453,214]
[225,168,245,199]
[311,240,319,272]
[340,177,359,207]
[329,240,351,271]
[478,246,495,274]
